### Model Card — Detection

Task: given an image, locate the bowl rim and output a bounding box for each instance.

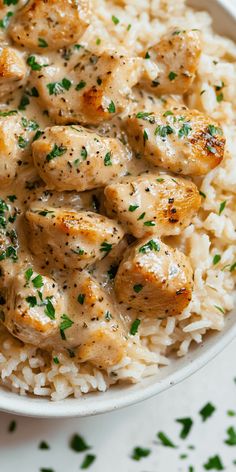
[1,0,236,418]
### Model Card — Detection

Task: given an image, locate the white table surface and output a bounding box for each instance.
[1,0,236,470]
[1,338,236,471]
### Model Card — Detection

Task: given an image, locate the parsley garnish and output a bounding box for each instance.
[107,264,118,280]
[213,254,221,265]
[38,38,48,48]
[225,427,236,446]
[46,144,67,162]
[70,434,91,452]
[104,152,112,166]
[32,274,43,288]
[219,201,227,215]
[204,455,224,470]
[21,117,39,131]
[60,314,74,340]
[81,147,87,160]
[100,241,113,255]
[157,432,176,448]
[168,71,178,81]
[47,78,71,95]
[112,15,119,25]
[178,123,192,138]
[44,299,55,320]
[0,110,17,117]
[81,454,96,469]
[130,319,141,336]
[108,101,116,113]
[78,294,85,305]
[133,284,143,293]
[208,125,223,136]
[131,446,151,461]
[199,402,216,421]
[39,441,50,449]
[155,125,174,138]
[137,212,145,220]
[176,418,193,439]
[26,296,37,308]
[18,136,28,149]
[8,420,17,433]
[18,95,30,110]
[139,239,160,253]
[143,129,149,143]
[53,357,59,365]
[105,311,112,321]
[144,220,155,227]
[129,205,139,212]
[0,11,13,29]
[27,55,43,71]
[25,268,33,282]
[76,80,86,91]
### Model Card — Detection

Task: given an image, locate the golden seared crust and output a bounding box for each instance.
[114,237,193,318]
[9,0,91,51]
[32,125,128,191]
[0,47,27,98]
[25,206,124,270]
[32,51,142,125]
[104,173,201,238]
[125,107,225,175]
[141,29,201,95]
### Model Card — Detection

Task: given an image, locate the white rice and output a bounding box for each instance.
[0,0,236,400]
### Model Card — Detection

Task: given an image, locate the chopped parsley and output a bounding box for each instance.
[130,319,141,336]
[155,125,174,138]
[39,441,50,449]
[156,178,165,183]
[208,125,223,136]
[176,417,193,439]
[105,311,112,321]
[144,220,155,227]
[107,264,118,280]
[108,101,116,113]
[44,299,55,320]
[100,242,113,255]
[145,51,150,59]
[0,110,17,117]
[129,205,139,212]
[80,454,96,469]
[76,80,86,91]
[163,110,174,117]
[21,117,39,131]
[32,274,43,288]
[112,15,119,25]
[219,201,227,215]
[0,11,13,29]
[216,93,224,103]
[204,455,224,470]
[199,402,216,421]
[143,129,149,143]
[225,427,236,446]
[53,357,59,365]
[25,268,33,282]
[78,294,85,305]
[27,55,44,71]
[81,147,87,160]
[70,433,91,453]
[199,190,206,199]
[46,144,67,162]
[60,314,74,340]
[178,123,192,138]
[136,111,154,122]
[18,136,28,149]
[168,71,178,81]
[213,254,221,265]
[8,420,17,433]
[131,446,151,461]
[137,212,145,220]
[139,239,160,253]
[18,95,30,110]
[38,37,48,48]
[133,284,143,293]
[214,305,225,314]
[26,296,37,308]
[104,152,112,166]
[157,432,176,448]
[47,78,72,95]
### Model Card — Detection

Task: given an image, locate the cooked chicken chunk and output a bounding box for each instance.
[3,269,65,347]
[9,0,90,51]
[0,47,27,98]
[0,111,35,186]
[125,108,225,176]
[3,269,126,368]
[32,51,142,124]
[141,29,201,95]
[67,273,126,368]
[25,206,124,270]
[104,173,201,238]
[32,125,128,191]
[114,237,193,318]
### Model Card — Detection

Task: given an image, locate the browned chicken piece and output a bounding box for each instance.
[125,107,225,176]
[32,50,142,125]
[3,269,65,348]
[25,206,124,270]
[114,237,193,318]
[141,29,201,95]
[68,273,126,368]
[32,125,128,191]
[9,0,90,51]
[0,111,36,187]
[104,173,201,238]
[0,47,27,98]
[2,268,126,369]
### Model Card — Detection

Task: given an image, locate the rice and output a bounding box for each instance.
[0,0,236,400]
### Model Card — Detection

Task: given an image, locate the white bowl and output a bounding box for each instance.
[1,0,236,418]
